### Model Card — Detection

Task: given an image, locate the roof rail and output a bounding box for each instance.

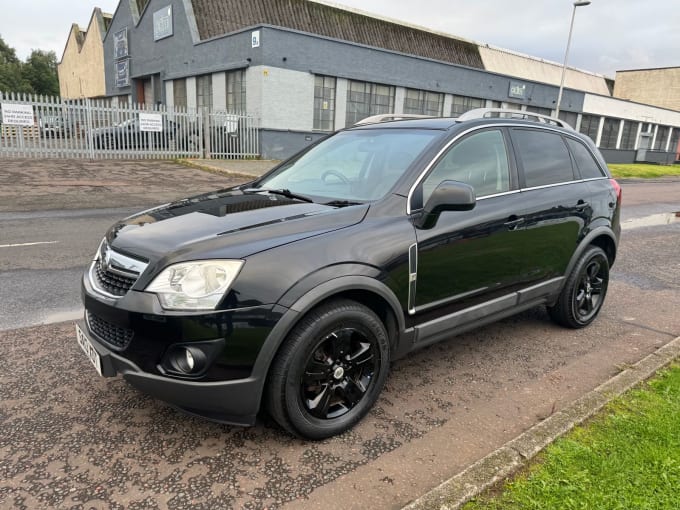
[456,108,573,130]
[354,113,433,126]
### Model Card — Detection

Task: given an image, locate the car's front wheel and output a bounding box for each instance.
[266,299,390,439]
[548,245,610,328]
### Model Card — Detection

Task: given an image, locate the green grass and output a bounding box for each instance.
[464,364,680,510]
[608,163,680,179]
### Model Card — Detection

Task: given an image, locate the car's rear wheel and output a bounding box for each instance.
[266,299,390,439]
[548,245,609,328]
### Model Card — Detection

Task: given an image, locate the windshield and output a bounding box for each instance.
[257,129,441,202]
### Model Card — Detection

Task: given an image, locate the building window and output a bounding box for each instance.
[403,89,443,116]
[619,120,639,150]
[558,111,578,129]
[136,0,149,14]
[654,125,670,151]
[526,106,552,116]
[196,74,212,110]
[451,95,484,116]
[669,128,680,155]
[313,75,336,131]
[579,114,600,143]
[504,102,522,110]
[600,117,620,149]
[173,78,187,109]
[488,100,502,109]
[226,69,246,112]
[345,80,395,126]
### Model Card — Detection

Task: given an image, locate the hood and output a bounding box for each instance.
[107,188,369,263]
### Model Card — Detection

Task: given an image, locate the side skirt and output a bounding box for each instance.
[411,277,564,350]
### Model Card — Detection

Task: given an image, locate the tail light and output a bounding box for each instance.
[609,179,622,205]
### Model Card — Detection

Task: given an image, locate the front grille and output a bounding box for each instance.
[87,311,134,350]
[93,259,137,296]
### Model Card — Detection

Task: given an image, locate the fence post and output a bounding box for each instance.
[85,98,95,159]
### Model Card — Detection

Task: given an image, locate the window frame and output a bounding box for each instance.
[403,88,444,117]
[345,80,396,127]
[313,75,337,132]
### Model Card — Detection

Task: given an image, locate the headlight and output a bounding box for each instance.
[146,260,244,310]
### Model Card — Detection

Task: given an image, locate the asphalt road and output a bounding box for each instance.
[1,159,679,510]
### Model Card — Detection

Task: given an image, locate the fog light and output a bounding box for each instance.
[170,346,205,374]
[185,349,195,371]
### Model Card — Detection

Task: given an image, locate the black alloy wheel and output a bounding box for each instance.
[301,327,379,420]
[266,299,390,439]
[548,245,610,328]
[573,257,606,322]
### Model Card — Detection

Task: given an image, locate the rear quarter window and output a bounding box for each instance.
[512,129,576,188]
[566,138,605,179]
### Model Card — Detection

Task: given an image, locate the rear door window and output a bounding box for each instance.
[566,138,605,179]
[512,129,576,188]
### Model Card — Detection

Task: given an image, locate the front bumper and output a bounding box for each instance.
[76,318,262,426]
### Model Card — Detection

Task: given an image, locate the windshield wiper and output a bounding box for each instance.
[244,188,314,203]
[324,200,364,207]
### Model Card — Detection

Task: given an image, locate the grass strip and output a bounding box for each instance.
[608,163,680,179]
[464,364,680,510]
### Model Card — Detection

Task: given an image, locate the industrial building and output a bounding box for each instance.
[614,67,680,113]
[59,0,680,161]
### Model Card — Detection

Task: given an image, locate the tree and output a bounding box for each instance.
[23,50,59,96]
[0,34,30,93]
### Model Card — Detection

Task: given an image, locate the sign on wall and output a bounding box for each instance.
[139,113,163,132]
[509,81,527,100]
[114,28,129,60]
[153,6,173,41]
[0,103,35,126]
[252,30,261,48]
[115,59,130,88]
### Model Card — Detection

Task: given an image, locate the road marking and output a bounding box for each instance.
[0,241,59,248]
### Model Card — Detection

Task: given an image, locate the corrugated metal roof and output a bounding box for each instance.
[190,0,484,69]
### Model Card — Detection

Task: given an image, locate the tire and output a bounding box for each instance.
[266,299,390,439]
[548,246,610,329]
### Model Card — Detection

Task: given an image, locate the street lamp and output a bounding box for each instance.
[555,0,591,119]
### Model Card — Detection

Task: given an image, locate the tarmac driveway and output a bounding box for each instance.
[0,159,678,509]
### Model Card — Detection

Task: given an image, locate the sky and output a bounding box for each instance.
[0,0,677,77]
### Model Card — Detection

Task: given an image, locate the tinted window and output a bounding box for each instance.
[513,129,575,188]
[422,130,510,203]
[566,138,604,179]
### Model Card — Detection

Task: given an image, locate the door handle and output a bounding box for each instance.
[575,200,590,210]
[504,216,525,230]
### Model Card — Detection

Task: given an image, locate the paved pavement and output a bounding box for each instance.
[0,158,679,509]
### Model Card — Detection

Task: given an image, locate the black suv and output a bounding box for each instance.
[77,109,621,439]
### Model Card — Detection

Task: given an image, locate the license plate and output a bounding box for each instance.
[76,324,103,376]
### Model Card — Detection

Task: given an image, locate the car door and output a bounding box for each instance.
[509,128,593,286]
[410,128,525,319]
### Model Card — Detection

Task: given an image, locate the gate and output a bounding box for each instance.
[206,111,259,159]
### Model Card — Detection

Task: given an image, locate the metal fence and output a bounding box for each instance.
[0,92,259,160]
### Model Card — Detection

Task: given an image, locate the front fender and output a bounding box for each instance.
[247,270,408,409]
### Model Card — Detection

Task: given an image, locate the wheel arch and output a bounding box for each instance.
[248,274,406,411]
[564,227,617,283]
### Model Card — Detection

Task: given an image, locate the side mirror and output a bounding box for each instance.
[414,180,476,229]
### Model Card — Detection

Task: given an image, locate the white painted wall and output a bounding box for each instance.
[165,81,174,109]
[583,94,680,126]
[335,78,348,130]
[186,77,197,111]
[212,72,227,111]
[254,66,315,131]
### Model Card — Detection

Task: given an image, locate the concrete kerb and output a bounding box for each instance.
[402,335,680,510]
[175,159,279,181]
